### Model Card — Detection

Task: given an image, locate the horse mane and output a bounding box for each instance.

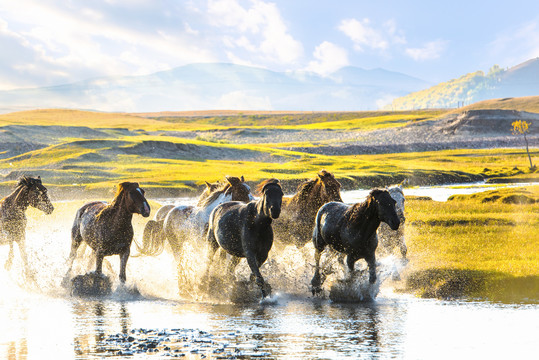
[17,176,40,188]
[96,182,137,219]
[289,170,333,206]
[196,181,230,208]
[345,189,385,222]
[256,178,280,195]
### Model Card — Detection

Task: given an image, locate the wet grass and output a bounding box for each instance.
[401,185,539,302]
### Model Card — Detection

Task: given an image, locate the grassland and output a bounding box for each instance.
[401,185,539,302]
[1,106,537,198]
[3,103,537,302]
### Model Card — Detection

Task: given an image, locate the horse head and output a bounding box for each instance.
[370,189,400,230]
[224,175,253,202]
[387,184,406,223]
[257,178,284,219]
[17,176,54,214]
[317,170,343,202]
[114,182,151,217]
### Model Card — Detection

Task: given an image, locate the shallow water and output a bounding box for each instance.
[2,281,538,360]
[1,182,537,359]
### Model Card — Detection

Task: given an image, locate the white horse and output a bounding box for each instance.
[377,183,407,259]
[162,176,254,259]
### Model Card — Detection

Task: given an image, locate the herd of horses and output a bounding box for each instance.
[0,171,407,299]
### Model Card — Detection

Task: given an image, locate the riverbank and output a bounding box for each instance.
[398,185,539,303]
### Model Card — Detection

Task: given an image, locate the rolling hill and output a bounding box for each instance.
[388,58,539,110]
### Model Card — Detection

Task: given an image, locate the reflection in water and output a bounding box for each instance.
[0,186,537,359]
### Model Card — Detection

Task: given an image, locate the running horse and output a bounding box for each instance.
[65,182,150,284]
[138,179,221,256]
[310,189,400,295]
[273,170,343,248]
[141,176,253,259]
[205,179,283,298]
[0,176,54,277]
[377,183,407,259]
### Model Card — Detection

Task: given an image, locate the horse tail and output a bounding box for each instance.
[134,219,166,256]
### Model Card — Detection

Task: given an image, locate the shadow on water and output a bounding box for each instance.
[404,268,539,303]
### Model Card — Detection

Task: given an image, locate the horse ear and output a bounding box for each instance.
[205,181,211,189]
[241,175,245,182]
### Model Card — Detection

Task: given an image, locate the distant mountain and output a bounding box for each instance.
[0,63,429,113]
[388,58,539,110]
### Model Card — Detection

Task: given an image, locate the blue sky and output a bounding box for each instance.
[1,0,538,90]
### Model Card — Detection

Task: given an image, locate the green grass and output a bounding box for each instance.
[401,185,539,302]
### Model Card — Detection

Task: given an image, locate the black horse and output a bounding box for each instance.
[65,182,150,284]
[206,179,283,298]
[0,176,54,277]
[310,189,400,295]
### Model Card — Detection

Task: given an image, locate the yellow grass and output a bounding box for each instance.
[402,186,539,301]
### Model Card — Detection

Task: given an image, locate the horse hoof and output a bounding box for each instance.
[261,283,272,298]
[310,285,322,296]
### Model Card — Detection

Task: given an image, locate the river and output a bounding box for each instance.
[1,182,537,359]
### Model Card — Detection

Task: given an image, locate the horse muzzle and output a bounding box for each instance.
[389,217,400,231]
[140,202,151,218]
[270,208,281,219]
[39,202,54,215]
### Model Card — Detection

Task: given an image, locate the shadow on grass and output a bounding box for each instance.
[404,268,539,304]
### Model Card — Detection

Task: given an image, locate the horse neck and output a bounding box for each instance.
[346,198,381,236]
[104,192,133,226]
[290,180,321,209]
[255,196,272,225]
[3,185,30,213]
[196,186,231,208]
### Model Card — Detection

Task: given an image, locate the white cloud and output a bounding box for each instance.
[0,1,217,89]
[339,17,408,53]
[339,18,387,51]
[405,40,447,61]
[304,41,349,76]
[207,0,303,65]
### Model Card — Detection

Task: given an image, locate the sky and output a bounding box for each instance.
[1,0,538,91]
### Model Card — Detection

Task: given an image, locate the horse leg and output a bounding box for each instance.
[202,229,220,285]
[346,254,361,281]
[5,241,14,270]
[119,249,130,284]
[94,251,105,276]
[245,251,269,297]
[17,238,35,281]
[226,254,240,280]
[365,253,377,284]
[310,247,325,295]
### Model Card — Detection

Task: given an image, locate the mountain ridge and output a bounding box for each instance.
[0,63,429,113]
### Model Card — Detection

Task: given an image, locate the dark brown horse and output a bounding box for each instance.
[65,182,150,284]
[0,176,54,277]
[140,176,253,259]
[310,189,400,295]
[273,170,343,248]
[206,179,283,298]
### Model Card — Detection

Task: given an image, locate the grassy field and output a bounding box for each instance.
[1,106,537,196]
[401,185,539,302]
[4,104,536,302]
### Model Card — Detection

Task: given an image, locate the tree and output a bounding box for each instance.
[512,120,534,169]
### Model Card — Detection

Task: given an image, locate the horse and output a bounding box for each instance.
[159,176,253,258]
[64,182,150,284]
[205,179,283,298]
[0,176,54,277]
[273,170,343,248]
[377,183,407,259]
[137,180,223,256]
[310,189,400,295]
